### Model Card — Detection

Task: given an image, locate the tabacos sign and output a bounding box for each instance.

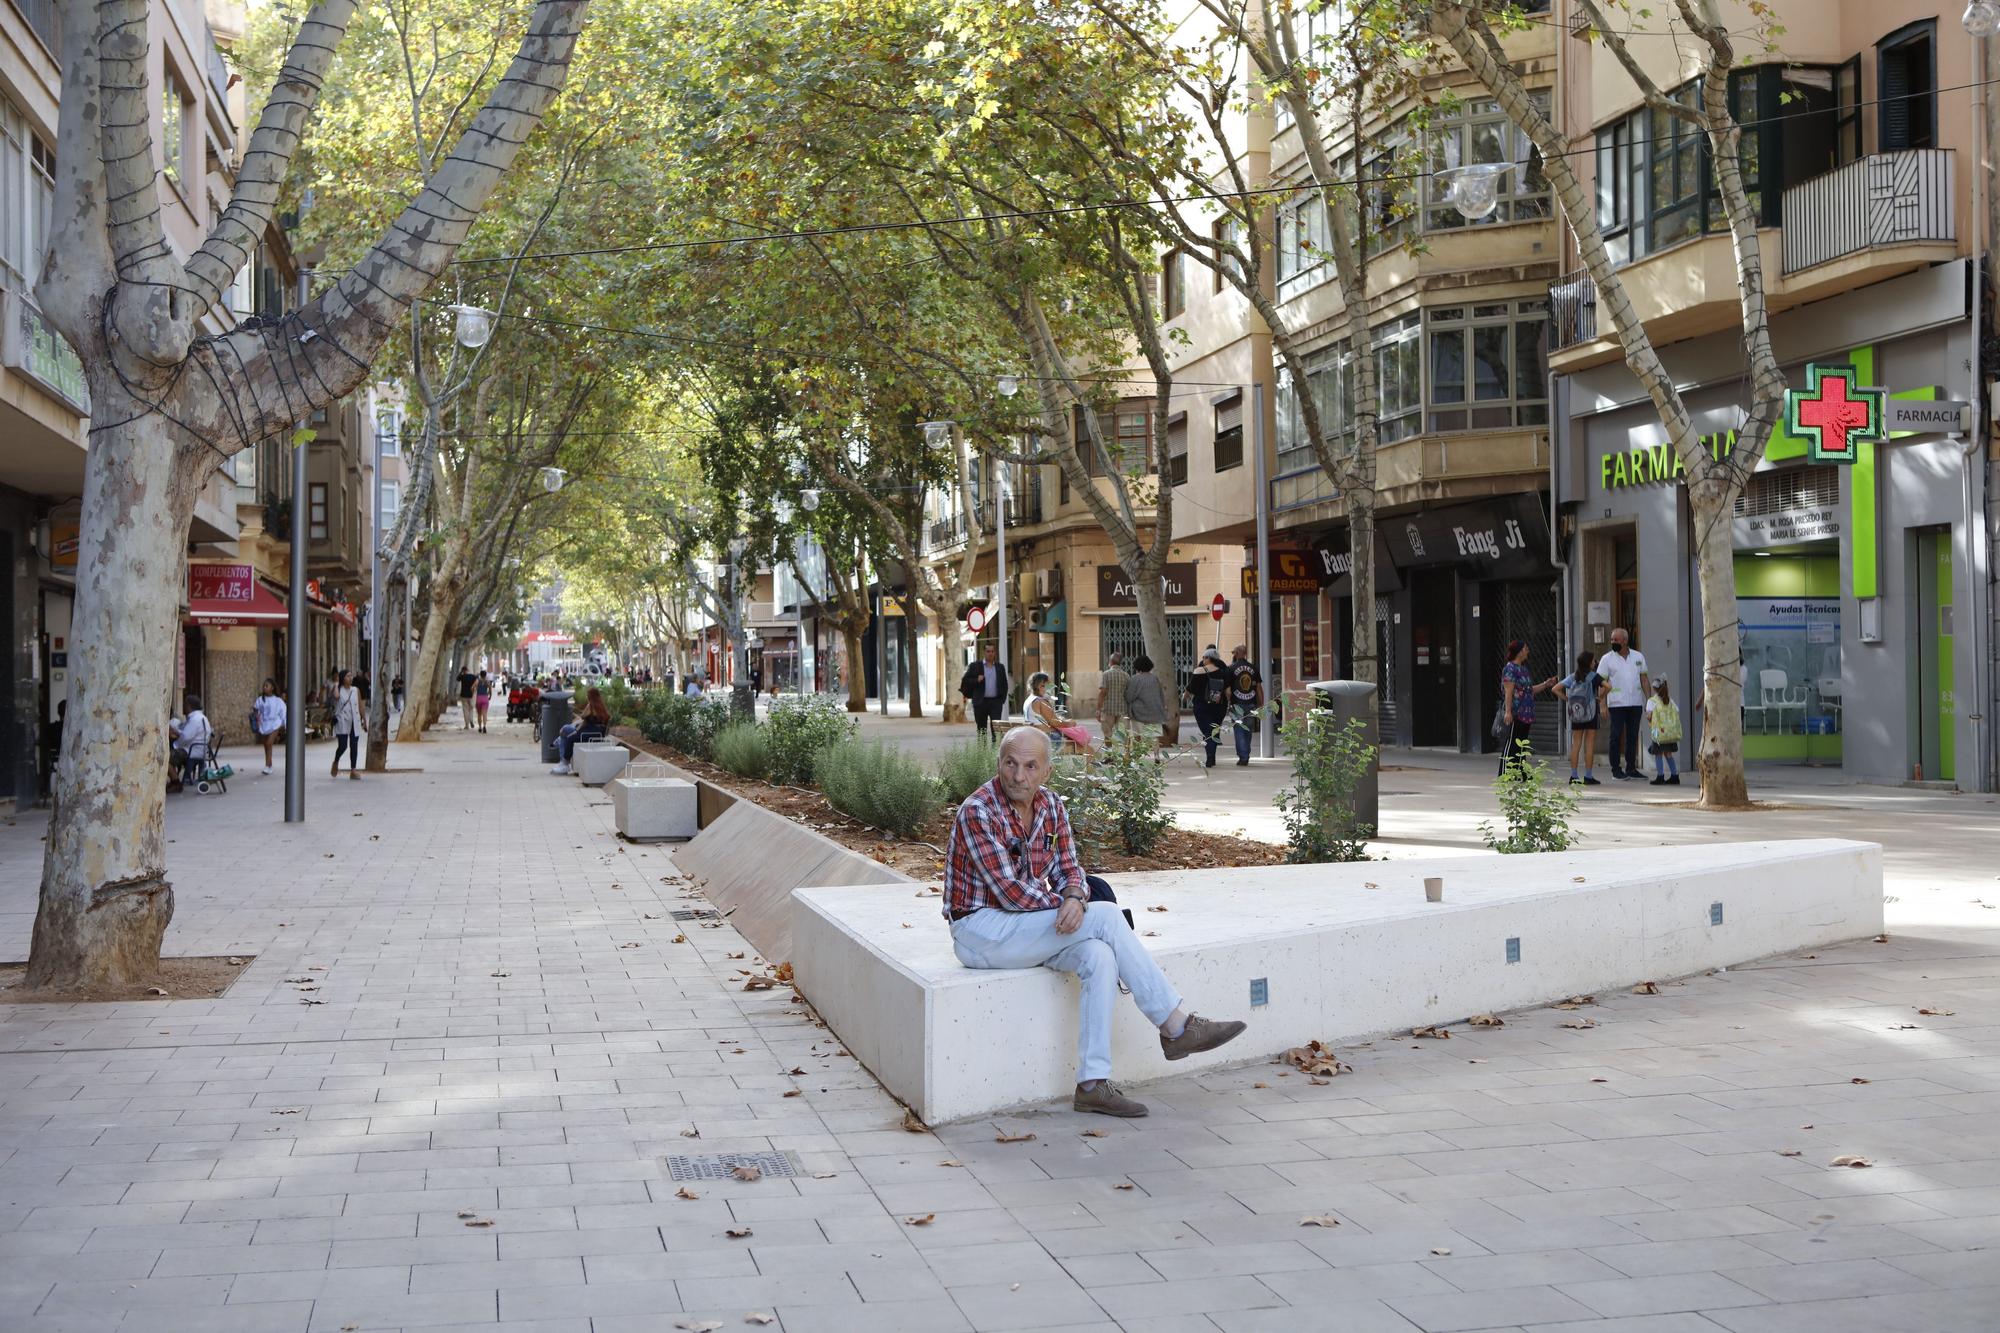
[1601,430,1736,490]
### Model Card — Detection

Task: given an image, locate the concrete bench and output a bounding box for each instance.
[791,839,1882,1124]
[573,740,629,786]
[608,774,698,840]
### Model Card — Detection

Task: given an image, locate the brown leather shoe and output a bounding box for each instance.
[1073,1080,1148,1117]
[1160,1014,1247,1061]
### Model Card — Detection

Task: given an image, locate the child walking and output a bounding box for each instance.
[1646,678,1682,785]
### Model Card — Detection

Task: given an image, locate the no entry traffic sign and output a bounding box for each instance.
[966,605,987,633]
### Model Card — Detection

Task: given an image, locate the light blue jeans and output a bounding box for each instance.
[950,901,1182,1084]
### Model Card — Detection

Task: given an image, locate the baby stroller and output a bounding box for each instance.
[179,730,233,794]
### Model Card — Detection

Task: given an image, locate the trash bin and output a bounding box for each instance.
[1305,679,1380,836]
[539,691,573,764]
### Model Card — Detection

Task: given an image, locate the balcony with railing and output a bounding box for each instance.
[1781,148,1954,275]
[924,488,1044,552]
[205,23,232,104]
[1548,270,1597,353]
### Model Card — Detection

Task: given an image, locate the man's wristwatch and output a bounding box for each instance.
[1062,888,1087,904]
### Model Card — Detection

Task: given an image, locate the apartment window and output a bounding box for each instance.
[1423,94,1550,230]
[1076,403,1153,476]
[1161,247,1189,319]
[1165,412,1188,487]
[1878,21,1936,151]
[376,409,402,455]
[1213,391,1244,472]
[1276,189,1332,291]
[380,480,401,532]
[1426,301,1547,432]
[1212,215,1246,292]
[161,70,190,190]
[309,482,328,542]
[1275,313,1422,481]
[0,97,55,288]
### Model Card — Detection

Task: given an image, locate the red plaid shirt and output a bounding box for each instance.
[943,778,1084,917]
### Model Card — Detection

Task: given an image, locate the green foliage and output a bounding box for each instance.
[599,679,642,728]
[1481,749,1583,854]
[711,721,770,781]
[814,739,943,838]
[639,689,729,760]
[765,693,859,786]
[1275,714,1376,864]
[1046,740,1173,861]
[935,736,1001,805]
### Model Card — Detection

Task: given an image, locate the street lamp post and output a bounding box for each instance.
[1251,380,1274,759]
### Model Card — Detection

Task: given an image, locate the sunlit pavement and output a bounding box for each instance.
[0,721,1992,1331]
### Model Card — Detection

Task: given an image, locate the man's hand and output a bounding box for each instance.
[1056,897,1085,934]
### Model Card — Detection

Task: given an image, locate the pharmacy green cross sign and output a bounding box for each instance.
[1785,362,1883,464]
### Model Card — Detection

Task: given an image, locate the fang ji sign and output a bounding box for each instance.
[1785,363,1883,464]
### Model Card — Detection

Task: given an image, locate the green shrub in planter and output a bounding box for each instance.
[600,679,640,727]
[814,739,942,838]
[1046,743,1173,860]
[711,721,770,780]
[765,692,858,785]
[639,689,729,759]
[935,736,1000,805]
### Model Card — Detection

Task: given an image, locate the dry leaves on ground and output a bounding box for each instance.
[1552,995,1596,1009]
[811,1172,837,1179]
[742,978,776,991]
[456,1210,477,1218]
[1632,981,1661,995]
[783,1090,802,1098]
[725,1226,753,1238]
[1283,1040,1351,1077]
[1850,1077,1871,1085]
[1561,1018,1599,1030]
[1080,1129,1107,1138]
[1113,1183,1135,1190]
[1299,1215,1341,1227]
[995,1132,1037,1144]
[940,1160,963,1168]
[463,1218,494,1228]
[677,1321,725,1332]
[1831,1155,1874,1168]
[675,1187,699,1200]
[903,1213,936,1226]
[1918,1007,1956,1016]
[1430,1247,1452,1256]
[901,1110,928,1133]
[730,1165,762,1182]
[1146,905,1169,913]
[1778,1149,1803,1157]
[1466,1014,1503,1027]
[1411,1026,1450,1040]
[746,1316,776,1327]
[680,1128,701,1139]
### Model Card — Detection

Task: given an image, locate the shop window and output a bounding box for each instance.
[1425,300,1547,431]
[1878,21,1936,151]
[1213,391,1243,472]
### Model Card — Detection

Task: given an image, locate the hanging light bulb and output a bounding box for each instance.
[800,488,820,511]
[1967,0,2000,36]
[922,420,953,447]
[447,303,495,348]
[1438,162,1511,221]
[997,374,1020,397]
[540,466,566,493]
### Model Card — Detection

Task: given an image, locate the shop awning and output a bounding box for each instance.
[187,564,289,626]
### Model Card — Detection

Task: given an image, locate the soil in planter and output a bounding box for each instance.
[0,955,256,1004]
[616,728,1286,880]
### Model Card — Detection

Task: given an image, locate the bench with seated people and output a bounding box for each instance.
[791,729,1883,1124]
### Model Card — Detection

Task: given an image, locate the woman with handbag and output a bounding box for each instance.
[1494,640,1554,775]
[330,669,362,780]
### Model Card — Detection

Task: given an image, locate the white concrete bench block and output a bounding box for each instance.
[573,742,629,786]
[792,839,1882,1124]
[608,776,697,839]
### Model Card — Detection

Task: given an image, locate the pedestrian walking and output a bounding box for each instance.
[958,644,1010,740]
[1097,652,1129,743]
[1646,678,1683,785]
[1555,650,1609,785]
[474,671,492,733]
[1122,654,1170,761]
[391,674,405,712]
[1226,644,1264,766]
[1495,640,1555,775]
[251,678,286,775]
[1601,627,1651,779]
[330,669,362,780]
[1187,646,1228,767]
[457,668,477,729]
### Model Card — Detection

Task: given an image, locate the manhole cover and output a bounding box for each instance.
[671,908,721,921]
[665,1150,804,1181]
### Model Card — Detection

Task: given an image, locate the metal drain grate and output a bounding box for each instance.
[670,908,722,921]
[664,1150,804,1181]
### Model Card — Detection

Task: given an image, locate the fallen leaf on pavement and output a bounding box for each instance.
[1571,876,1586,883]
[464,1218,494,1228]
[1553,995,1596,1009]
[270,1107,302,1115]
[1778,1150,1803,1157]
[681,1128,701,1139]
[675,1186,699,1200]
[745,1316,775,1326]
[727,952,744,959]
[1309,1077,1330,1086]
[1431,1247,1452,1256]
[1561,1019,1598,1030]
[783,1090,802,1098]
[1411,1026,1450,1039]
[676,1321,725,1331]
[940,1160,963,1168]
[1918,1008,1955,1016]
[1632,981,1660,995]
[1283,1041,1350,1077]
[1299,1215,1340,1227]
[1080,1128,1107,1138]
[995,1132,1037,1144]
[1850,1077,1871,1085]
[725,1226,752,1238]
[456,1210,476,1218]
[901,1110,928,1133]
[1832,1155,1873,1168]
[812,1172,837,1179]
[619,942,641,949]
[789,1067,806,1075]
[1252,1082,1269,1089]
[671,934,688,943]
[1467,1014,1503,1027]
[903,1213,935,1226]
[1113,1182,1135,1190]
[730,1165,762,1182]
[1890,1024,1919,1030]
[743,978,775,991]
[1146,905,1169,912]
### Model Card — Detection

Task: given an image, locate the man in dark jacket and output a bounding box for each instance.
[958,644,1009,739]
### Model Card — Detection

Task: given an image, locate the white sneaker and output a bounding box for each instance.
[551,764,570,775]
[261,766,272,775]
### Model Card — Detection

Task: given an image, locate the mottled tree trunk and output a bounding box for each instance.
[365,575,405,770]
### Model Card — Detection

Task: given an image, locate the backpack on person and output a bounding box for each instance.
[1566,673,1599,726]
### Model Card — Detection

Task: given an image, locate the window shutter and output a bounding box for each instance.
[1880,48,1911,150]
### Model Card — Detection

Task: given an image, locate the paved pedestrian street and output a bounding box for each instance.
[0,728,1995,1332]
